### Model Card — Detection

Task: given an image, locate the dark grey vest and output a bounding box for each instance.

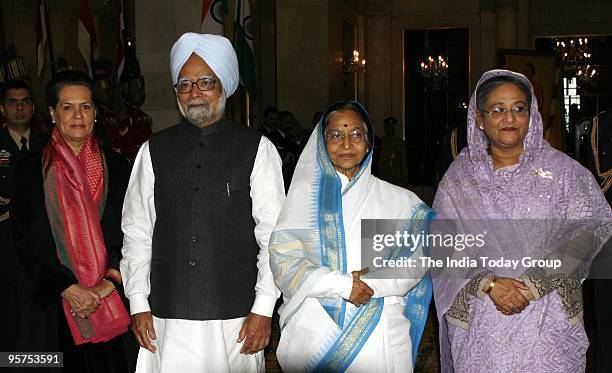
[148,119,261,320]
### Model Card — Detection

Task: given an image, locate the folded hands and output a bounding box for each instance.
[60,269,121,318]
[483,276,535,316]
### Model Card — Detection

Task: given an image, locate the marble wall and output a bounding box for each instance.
[3,0,612,133]
[530,0,612,37]
[276,0,361,129]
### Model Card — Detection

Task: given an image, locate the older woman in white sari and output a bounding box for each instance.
[269,101,433,372]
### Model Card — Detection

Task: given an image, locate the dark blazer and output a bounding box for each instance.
[12,147,131,305]
[0,128,47,223]
[0,128,47,352]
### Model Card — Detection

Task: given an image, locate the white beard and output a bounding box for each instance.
[186,100,215,125]
[178,94,226,127]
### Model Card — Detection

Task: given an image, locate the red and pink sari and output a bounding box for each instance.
[43,127,130,345]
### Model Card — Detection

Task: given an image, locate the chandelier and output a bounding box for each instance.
[343,50,366,74]
[420,55,448,88]
[554,37,597,82]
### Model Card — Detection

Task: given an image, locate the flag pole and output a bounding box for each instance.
[43,0,56,74]
[245,90,250,127]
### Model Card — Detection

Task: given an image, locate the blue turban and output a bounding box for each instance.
[170,33,239,98]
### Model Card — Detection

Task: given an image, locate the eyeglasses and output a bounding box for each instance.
[325,128,368,143]
[174,77,217,94]
[482,106,529,119]
[4,98,33,106]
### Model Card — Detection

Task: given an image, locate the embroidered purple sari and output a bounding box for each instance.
[432,69,612,372]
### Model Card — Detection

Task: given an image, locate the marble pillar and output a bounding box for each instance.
[365,9,392,135]
[496,0,518,49]
[480,4,497,72]
[134,0,200,132]
[276,1,329,128]
[276,0,359,127]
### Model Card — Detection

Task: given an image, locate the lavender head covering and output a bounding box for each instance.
[170,33,239,98]
[466,69,543,181]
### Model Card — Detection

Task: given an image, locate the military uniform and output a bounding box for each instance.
[0,128,47,352]
[589,111,612,373]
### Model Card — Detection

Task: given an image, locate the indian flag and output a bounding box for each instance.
[78,0,98,75]
[36,0,48,76]
[116,0,125,80]
[233,0,257,99]
[201,0,227,35]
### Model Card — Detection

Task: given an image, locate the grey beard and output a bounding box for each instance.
[186,103,215,125]
[182,95,226,127]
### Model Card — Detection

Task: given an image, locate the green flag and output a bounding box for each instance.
[234,0,257,99]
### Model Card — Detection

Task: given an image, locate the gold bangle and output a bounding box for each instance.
[485,277,497,294]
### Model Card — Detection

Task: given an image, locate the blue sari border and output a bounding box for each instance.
[312,298,384,372]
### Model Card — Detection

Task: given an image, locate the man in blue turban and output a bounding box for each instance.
[121,32,285,372]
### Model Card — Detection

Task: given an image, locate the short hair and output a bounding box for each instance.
[263,106,279,117]
[1,80,33,103]
[476,75,532,111]
[323,102,371,146]
[46,71,95,108]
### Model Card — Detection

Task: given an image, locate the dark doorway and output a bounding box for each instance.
[404,28,469,191]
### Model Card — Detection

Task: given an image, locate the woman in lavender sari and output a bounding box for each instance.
[433,69,612,372]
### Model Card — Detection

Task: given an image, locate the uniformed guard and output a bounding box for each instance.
[589,110,612,373]
[0,80,47,352]
[378,116,408,187]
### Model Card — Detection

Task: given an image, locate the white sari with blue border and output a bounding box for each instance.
[270,101,433,372]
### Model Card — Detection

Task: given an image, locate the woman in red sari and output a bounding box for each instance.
[12,71,135,372]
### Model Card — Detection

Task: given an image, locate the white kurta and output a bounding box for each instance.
[275,172,427,373]
[121,136,285,373]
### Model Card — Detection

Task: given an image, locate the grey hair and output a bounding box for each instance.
[324,104,371,146]
[216,85,227,115]
[476,75,532,112]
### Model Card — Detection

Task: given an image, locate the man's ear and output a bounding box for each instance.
[0,105,5,116]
